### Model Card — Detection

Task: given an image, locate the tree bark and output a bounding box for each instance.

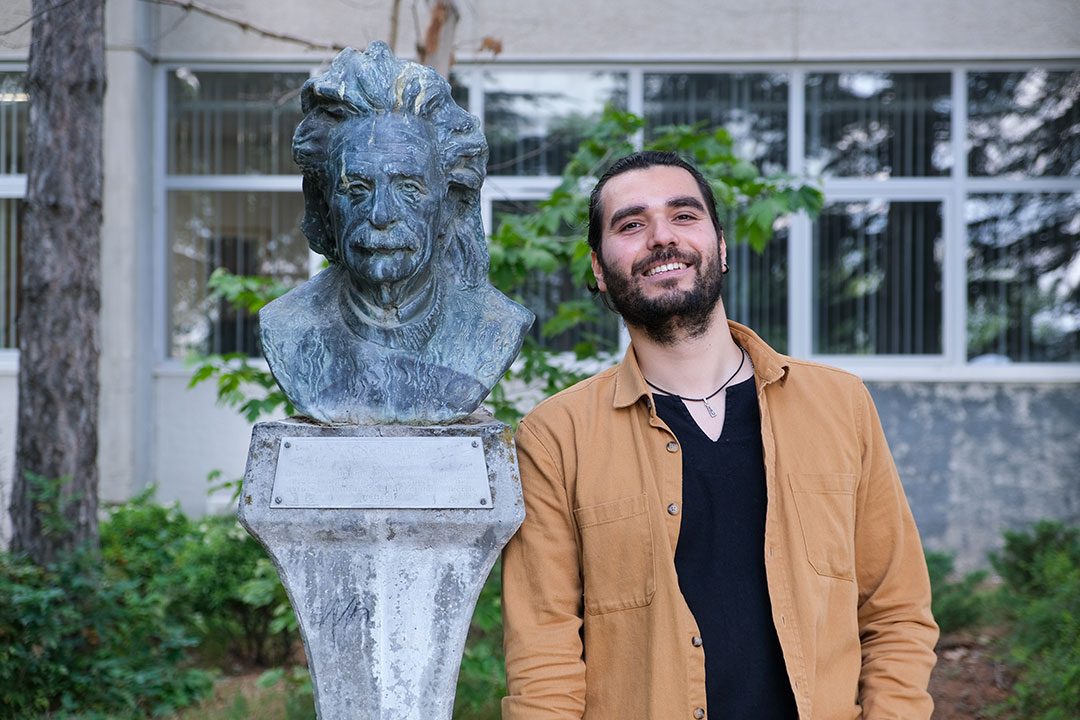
[10,0,105,564]
[417,0,458,77]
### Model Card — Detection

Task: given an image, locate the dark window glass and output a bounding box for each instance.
[644,72,789,174]
[169,191,308,357]
[806,72,952,177]
[813,201,944,354]
[491,200,619,353]
[0,73,28,175]
[967,193,1080,362]
[484,72,628,176]
[968,69,1080,177]
[0,197,22,349]
[723,228,789,355]
[168,70,308,175]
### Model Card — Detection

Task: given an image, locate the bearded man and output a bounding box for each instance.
[501,151,938,719]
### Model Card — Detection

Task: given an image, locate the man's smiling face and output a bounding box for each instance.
[591,164,726,344]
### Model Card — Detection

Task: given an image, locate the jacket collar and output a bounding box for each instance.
[612,320,790,409]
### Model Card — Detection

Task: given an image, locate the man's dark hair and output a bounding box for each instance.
[586,150,724,259]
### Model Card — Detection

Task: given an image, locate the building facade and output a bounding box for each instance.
[0,0,1077,569]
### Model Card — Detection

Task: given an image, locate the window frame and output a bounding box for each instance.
[0,64,27,369]
[455,60,1080,381]
[155,61,315,366]
[154,60,1080,381]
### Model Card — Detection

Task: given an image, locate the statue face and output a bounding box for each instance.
[326,114,446,289]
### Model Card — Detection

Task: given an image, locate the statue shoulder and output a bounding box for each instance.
[260,268,343,332]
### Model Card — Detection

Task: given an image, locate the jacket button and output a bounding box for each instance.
[694,709,705,719]
[667,503,679,515]
[691,635,703,647]
[666,441,679,452]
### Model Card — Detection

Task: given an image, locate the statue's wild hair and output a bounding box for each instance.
[292,42,489,288]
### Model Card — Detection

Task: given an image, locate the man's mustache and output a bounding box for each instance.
[630,247,702,276]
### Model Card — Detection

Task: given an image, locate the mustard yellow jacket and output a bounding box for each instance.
[502,322,938,720]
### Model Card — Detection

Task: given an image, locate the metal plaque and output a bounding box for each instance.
[270,436,492,509]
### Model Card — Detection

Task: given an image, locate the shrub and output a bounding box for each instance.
[990,521,1080,719]
[924,550,989,634]
[102,491,297,668]
[0,548,214,718]
[453,564,506,720]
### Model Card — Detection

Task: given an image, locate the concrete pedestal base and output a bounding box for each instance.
[238,413,524,720]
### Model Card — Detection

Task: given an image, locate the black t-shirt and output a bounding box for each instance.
[654,376,798,719]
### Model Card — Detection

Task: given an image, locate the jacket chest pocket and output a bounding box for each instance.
[574,494,656,615]
[789,473,857,581]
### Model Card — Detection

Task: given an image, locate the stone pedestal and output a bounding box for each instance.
[238,413,524,720]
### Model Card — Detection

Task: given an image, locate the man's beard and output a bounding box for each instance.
[599,245,724,345]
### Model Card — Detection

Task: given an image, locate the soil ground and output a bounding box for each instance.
[172,630,1013,719]
[929,630,1012,719]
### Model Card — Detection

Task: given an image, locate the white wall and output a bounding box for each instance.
[152,369,257,517]
[145,0,1080,62]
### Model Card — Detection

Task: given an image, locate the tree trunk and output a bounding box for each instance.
[10,0,106,565]
[417,0,459,77]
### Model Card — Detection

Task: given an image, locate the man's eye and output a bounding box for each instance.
[618,221,642,232]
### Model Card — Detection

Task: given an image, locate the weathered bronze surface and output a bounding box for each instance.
[260,43,533,424]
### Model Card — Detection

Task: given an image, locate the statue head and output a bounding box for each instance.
[293,43,489,294]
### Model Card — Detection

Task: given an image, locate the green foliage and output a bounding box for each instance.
[924,550,989,634]
[101,492,297,668]
[990,521,1080,719]
[0,548,214,718]
[187,268,294,423]
[255,666,315,720]
[21,471,80,540]
[454,562,506,720]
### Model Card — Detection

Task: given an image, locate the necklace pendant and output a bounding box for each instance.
[702,399,718,417]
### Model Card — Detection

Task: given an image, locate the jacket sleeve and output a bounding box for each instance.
[853,384,940,719]
[501,418,587,719]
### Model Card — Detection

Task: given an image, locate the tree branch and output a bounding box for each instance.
[0,0,81,38]
[142,0,347,52]
[389,0,402,52]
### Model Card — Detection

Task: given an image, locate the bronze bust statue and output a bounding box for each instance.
[260,43,533,424]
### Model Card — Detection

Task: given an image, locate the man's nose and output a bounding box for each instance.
[369,186,394,229]
[647,219,678,249]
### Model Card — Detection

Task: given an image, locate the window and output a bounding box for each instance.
[490,199,620,354]
[814,201,943,355]
[0,72,27,350]
[806,72,952,178]
[482,71,628,177]
[968,70,1080,177]
[163,63,1079,376]
[165,69,310,358]
[644,72,789,173]
[967,193,1080,362]
[964,69,1080,365]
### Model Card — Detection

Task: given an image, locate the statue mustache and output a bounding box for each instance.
[347,226,420,252]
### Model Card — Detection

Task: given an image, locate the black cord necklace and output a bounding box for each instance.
[643,347,747,418]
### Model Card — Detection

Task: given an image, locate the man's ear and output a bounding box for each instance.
[591,250,607,292]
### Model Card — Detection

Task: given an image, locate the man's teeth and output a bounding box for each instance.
[645,262,687,277]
